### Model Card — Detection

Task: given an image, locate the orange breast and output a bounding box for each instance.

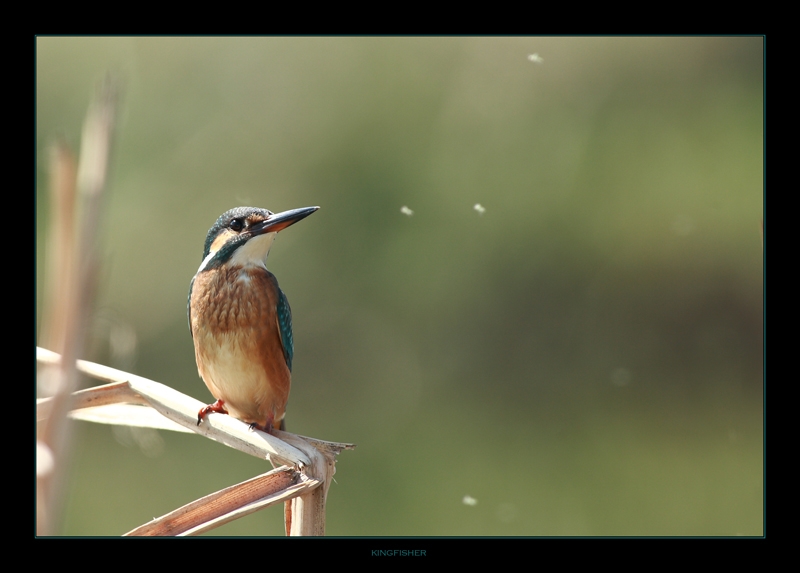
[190,266,291,429]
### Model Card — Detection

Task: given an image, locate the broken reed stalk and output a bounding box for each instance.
[37,347,354,536]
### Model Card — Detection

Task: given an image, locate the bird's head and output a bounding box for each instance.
[197,205,319,273]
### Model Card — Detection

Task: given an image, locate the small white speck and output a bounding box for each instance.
[527,53,544,64]
[462,495,478,506]
[474,203,486,215]
[400,206,414,216]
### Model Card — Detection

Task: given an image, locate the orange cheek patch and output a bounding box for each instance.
[247,215,268,227]
[210,229,235,254]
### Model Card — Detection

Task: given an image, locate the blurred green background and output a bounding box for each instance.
[36,37,763,536]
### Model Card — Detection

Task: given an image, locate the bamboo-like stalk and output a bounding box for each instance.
[36,347,355,535]
[279,432,337,536]
[125,466,318,536]
[37,77,119,535]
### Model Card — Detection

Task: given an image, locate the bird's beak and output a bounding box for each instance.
[252,206,320,235]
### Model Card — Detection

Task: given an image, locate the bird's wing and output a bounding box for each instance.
[276,287,294,372]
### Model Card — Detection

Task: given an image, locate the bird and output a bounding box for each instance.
[188,205,319,434]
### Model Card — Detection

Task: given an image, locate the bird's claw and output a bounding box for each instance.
[248,420,274,434]
[197,399,228,427]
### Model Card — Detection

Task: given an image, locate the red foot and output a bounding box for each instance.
[197,399,228,426]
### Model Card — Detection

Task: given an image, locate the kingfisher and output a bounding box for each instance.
[188,205,319,433]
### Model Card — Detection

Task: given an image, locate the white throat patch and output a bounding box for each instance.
[196,231,277,274]
[229,232,277,269]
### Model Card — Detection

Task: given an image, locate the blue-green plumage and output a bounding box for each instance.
[277,288,293,371]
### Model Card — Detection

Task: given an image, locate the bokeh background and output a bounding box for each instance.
[36,37,763,536]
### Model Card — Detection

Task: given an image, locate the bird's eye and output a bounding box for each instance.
[230,218,244,232]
